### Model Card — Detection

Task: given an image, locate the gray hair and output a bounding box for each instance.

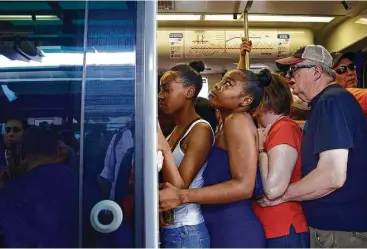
[300,59,335,80]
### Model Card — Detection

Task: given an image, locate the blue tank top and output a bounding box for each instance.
[201,146,265,248]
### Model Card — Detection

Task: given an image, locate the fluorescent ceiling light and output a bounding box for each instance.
[157,14,201,21]
[204,14,334,23]
[0,15,59,21]
[0,52,135,68]
[205,14,240,21]
[249,15,334,23]
[0,15,32,21]
[356,18,367,25]
[36,15,59,21]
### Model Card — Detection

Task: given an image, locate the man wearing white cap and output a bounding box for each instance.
[262,45,367,247]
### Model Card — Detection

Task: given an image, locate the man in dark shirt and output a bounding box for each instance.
[0,126,78,247]
[261,45,367,247]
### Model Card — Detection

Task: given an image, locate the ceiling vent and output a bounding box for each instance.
[158,1,175,11]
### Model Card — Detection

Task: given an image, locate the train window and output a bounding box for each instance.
[198,77,209,99]
[0,1,158,248]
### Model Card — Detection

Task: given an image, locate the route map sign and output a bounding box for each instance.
[159,30,291,59]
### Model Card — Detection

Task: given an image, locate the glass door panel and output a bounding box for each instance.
[0,0,158,248]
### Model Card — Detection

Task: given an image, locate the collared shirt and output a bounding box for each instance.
[301,83,367,231]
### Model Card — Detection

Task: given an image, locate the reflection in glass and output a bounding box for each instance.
[82,1,137,247]
[0,1,141,247]
[0,0,85,246]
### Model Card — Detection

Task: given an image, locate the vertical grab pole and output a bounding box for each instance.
[243,10,250,70]
[243,0,253,70]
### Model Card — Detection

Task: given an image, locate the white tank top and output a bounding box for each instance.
[165,119,214,228]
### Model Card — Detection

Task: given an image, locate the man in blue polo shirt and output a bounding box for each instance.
[261,45,367,247]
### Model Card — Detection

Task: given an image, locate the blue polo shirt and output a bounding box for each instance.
[301,83,367,231]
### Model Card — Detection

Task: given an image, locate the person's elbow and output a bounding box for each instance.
[263,174,288,200]
[243,188,254,199]
[237,180,254,199]
[319,149,348,190]
[264,186,286,200]
[166,178,185,189]
[176,180,186,189]
[329,169,346,189]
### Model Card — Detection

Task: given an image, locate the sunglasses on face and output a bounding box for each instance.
[285,65,315,79]
[335,63,356,75]
[5,127,22,134]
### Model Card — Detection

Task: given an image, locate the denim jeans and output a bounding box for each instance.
[160,222,210,248]
[266,225,310,248]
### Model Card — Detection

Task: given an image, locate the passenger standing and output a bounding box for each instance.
[262,45,367,248]
[157,61,214,248]
[0,126,78,247]
[331,51,367,118]
[278,51,367,121]
[0,118,27,189]
[99,118,134,200]
[331,51,358,88]
[254,74,309,248]
[237,42,309,247]
[159,68,271,248]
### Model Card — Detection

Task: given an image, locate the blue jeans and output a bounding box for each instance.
[160,222,210,248]
[266,225,310,248]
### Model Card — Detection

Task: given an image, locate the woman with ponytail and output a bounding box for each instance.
[157,61,214,248]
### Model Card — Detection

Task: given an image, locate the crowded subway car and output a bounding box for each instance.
[0,0,367,248]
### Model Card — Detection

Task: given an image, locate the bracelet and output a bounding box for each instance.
[259,149,266,154]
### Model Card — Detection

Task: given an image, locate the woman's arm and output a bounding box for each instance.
[259,145,298,199]
[158,122,213,189]
[177,113,258,205]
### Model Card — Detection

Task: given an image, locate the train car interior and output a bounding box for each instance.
[0,0,366,247]
[158,0,367,94]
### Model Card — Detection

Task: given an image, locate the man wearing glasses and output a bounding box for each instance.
[331,52,367,118]
[331,52,358,88]
[262,45,367,248]
[281,51,366,120]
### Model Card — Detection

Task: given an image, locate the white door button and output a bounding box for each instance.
[90,200,123,233]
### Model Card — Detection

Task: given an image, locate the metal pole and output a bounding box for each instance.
[243,11,249,70]
[243,0,253,70]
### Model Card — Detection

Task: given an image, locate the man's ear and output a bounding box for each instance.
[314,65,323,81]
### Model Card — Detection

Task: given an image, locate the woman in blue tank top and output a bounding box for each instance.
[160,68,273,248]
[157,61,214,248]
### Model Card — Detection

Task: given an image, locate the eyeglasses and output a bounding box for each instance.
[335,63,356,75]
[285,65,315,79]
[5,127,22,134]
